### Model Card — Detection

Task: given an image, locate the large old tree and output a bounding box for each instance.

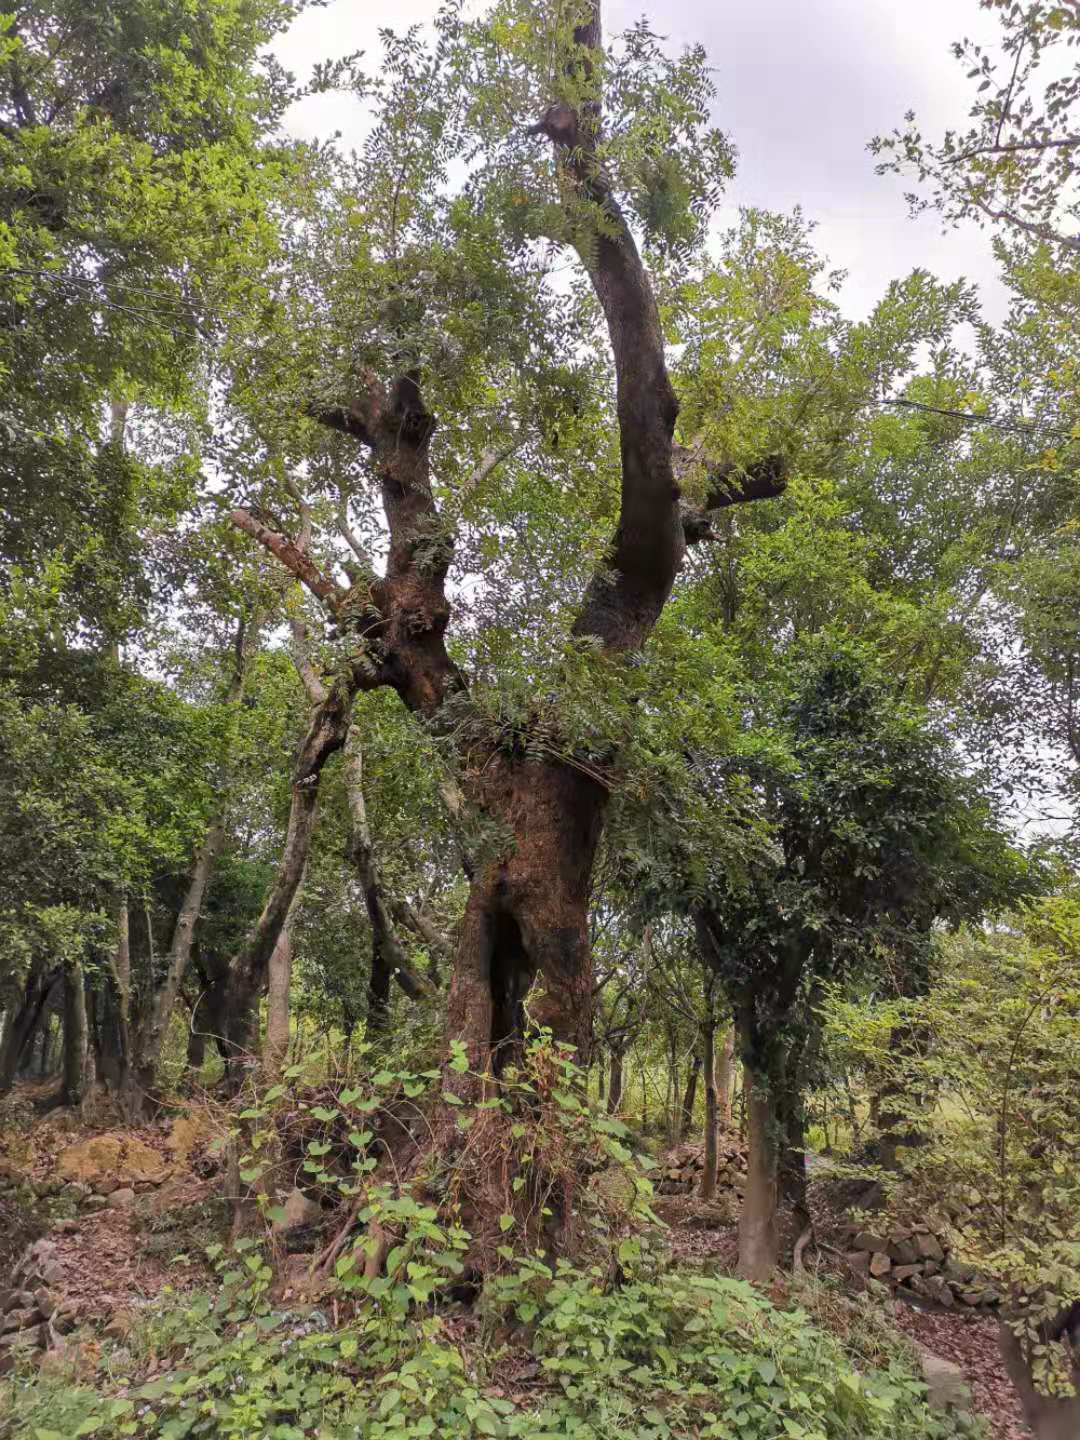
[226,2,784,1088]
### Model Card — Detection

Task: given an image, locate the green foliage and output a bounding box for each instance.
[1,1247,979,1440]
[823,887,1080,1393]
[871,0,1080,256]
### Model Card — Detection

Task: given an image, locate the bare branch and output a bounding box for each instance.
[229,509,343,610]
[290,614,329,705]
[948,135,1080,164]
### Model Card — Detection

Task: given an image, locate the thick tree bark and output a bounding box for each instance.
[700,1019,719,1200]
[441,755,606,1090]
[233,4,785,1212]
[679,1049,701,1140]
[739,1055,780,1283]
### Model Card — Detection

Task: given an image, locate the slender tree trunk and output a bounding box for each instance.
[131,616,260,1106]
[607,1046,624,1114]
[366,942,392,1034]
[132,820,228,1099]
[263,931,293,1081]
[738,1053,780,1284]
[223,682,353,1083]
[187,953,231,1075]
[777,1034,810,1233]
[716,1026,734,1127]
[875,941,934,1168]
[700,1020,719,1200]
[98,901,131,1093]
[37,1021,51,1079]
[679,1049,701,1141]
[344,724,431,1027]
[0,963,60,1092]
[61,961,91,1109]
[664,1023,678,1143]
[186,1022,206,1072]
[596,1046,606,1104]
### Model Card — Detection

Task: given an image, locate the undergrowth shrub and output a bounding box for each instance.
[0,1037,982,1439]
[2,1247,982,1440]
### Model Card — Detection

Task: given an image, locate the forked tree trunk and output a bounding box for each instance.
[231,1,784,1245]
[700,1021,719,1200]
[441,756,605,1097]
[679,1049,701,1140]
[738,1056,780,1283]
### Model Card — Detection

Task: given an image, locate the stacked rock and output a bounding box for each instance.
[0,1239,77,1374]
[656,1139,748,1196]
[842,1222,1000,1309]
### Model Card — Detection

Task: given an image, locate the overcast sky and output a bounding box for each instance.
[272,0,1008,322]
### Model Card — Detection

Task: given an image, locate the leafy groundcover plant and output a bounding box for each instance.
[5,1252,981,1440]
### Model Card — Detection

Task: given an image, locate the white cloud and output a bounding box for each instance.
[272,0,1009,319]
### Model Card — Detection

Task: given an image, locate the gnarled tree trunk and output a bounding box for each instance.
[230,0,784,1245]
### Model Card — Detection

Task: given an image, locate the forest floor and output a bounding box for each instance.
[0,1091,1032,1437]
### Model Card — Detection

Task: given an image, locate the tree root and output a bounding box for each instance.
[793,1223,814,1274]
